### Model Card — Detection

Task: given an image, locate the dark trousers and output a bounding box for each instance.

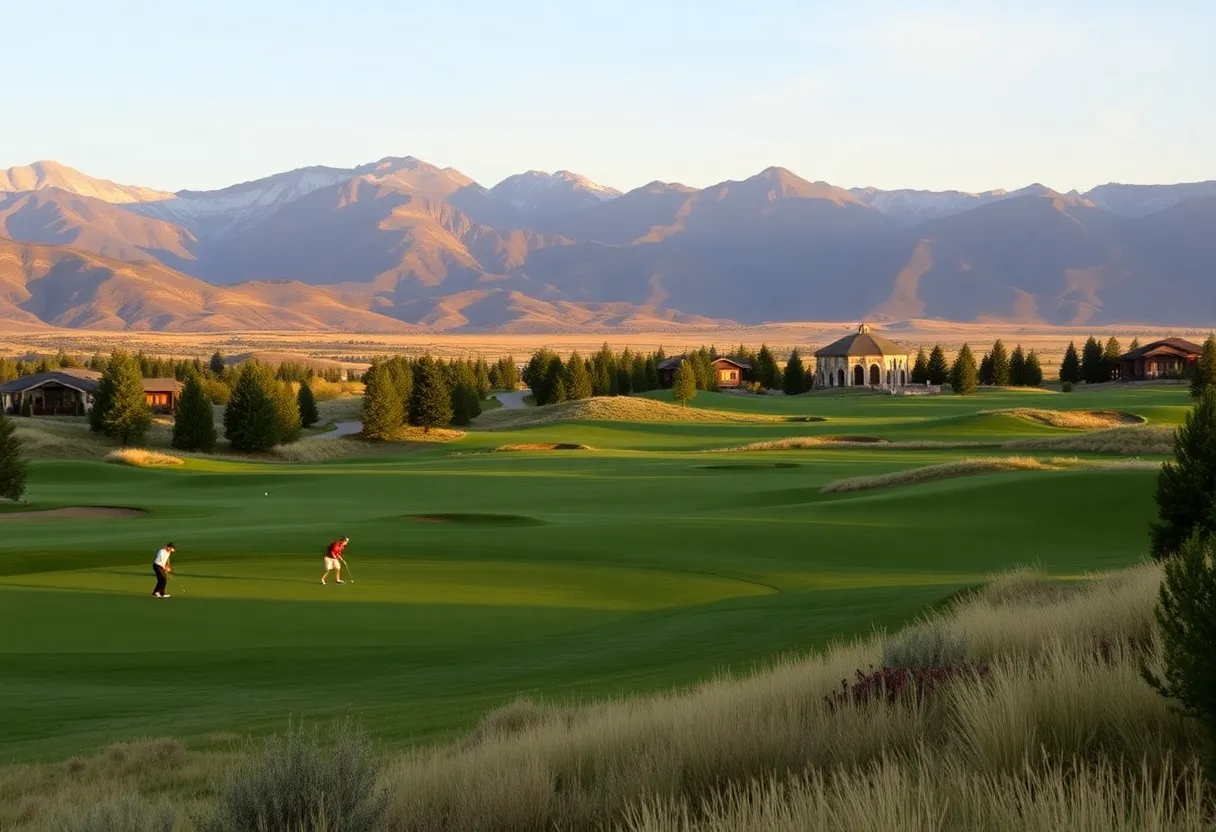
[153,565,168,596]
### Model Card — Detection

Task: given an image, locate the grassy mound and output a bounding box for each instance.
[473,397,785,429]
[105,449,184,467]
[989,408,1144,429]
[821,456,1160,493]
[404,513,546,526]
[1004,425,1175,455]
[494,443,591,452]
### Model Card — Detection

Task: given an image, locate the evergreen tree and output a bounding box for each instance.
[910,347,929,385]
[989,340,1011,386]
[474,358,492,400]
[927,345,949,385]
[386,358,414,421]
[172,374,217,452]
[1103,337,1123,382]
[645,355,660,391]
[591,344,617,396]
[297,380,320,428]
[950,344,979,395]
[755,345,780,389]
[782,349,807,395]
[631,355,649,393]
[1151,388,1216,559]
[273,381,303,444]
[1009,345,1027,387]
[224,363,281,452]
[1129,337,1141,352]
[450,361,482,427]
[1024,350,1044,387]
[92,351,152,445]
[410,357,453,431]
[562,351,594,400]
[361,364,404,440]
[1140,531,1216,772]
[1060,341,1082,384]
[501,355,519,390]
[1191,334,1216,398]
[0,411,26,502]
[617,348,635,396]
[209,351,225,375]
[978,353,994,387]
[1081,336,1105,384]
[672,359,697,407]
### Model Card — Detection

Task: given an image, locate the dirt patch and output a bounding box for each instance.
[494,443,591,452]
[0,506,147,521]
[989,408,1145,429]
[404,513,546,527]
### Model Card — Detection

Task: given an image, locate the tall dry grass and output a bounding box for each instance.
[987,408,1144,429]
[820,456,1161,494]
[104,448,184,467]
[376,563,1207,831]
[1005,425,1175,455]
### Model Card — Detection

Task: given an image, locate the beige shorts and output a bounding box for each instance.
[323,557,342,570]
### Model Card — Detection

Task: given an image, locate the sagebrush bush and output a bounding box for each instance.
[49,791,175,832]
[203,721,386,832]
[881,622,969,669]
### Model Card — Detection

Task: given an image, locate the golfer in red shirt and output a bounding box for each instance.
[321,536,349,585]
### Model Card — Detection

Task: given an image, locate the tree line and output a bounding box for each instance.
[361,355,502,439]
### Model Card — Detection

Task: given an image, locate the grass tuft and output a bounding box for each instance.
[987,408,1144,429]
[104,449,184,467]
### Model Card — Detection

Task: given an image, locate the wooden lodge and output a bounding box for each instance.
[0,370,183,416]
[656,356,752,389]
[1118,338,1203,381]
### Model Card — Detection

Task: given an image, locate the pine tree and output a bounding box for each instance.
[297,380,320,428]
[989,340,1011,386]
[645,356,660,391]
[387,358,413,421]
[1024,350,1044,387]
[1129,337,1141,352]
[224,363,281,452]
[672,359,697,407]
[927,345,949,385]
[1103,337,1123,382]
[410,357,453,431]
[209,351,225,375]
[1060,341,1082,384]
[1081,337,1105,384]
[1140,531,1216,772]
[1151,389,1216,559]
[1191,334,1216,398]
[361,364,404,440]
[92,351,152,445]
[500,355,519,390]
[950,344,979,395]
[450,361,482,427]
[172,374,217,452]
[591,344,617,396]
[756,345,780,390]
[1009,345,1027,387]
[474,358,492,400]
[978,353,994,387]
[273,380,303,444]
[911,347,929,385]
[782,349,807,395]
[631,356,649,394]
[562,351,594,400]
[0,411,26,502]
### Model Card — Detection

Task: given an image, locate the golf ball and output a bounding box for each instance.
[264,492,269,496]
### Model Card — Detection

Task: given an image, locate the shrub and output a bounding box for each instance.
[204,721,386,832]
[881,622,969,669]
[825,663,990,711]
[50,792,175,832]
[1062,381,1073,393]
[1142,532,1216,772]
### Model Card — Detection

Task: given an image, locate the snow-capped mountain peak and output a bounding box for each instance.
[490,169,621,213]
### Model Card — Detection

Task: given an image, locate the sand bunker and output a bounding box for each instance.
[0,506,147,521]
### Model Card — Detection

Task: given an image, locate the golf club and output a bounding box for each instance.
[341,558,355,584]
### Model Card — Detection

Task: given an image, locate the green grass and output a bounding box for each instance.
[0,385,1187,762]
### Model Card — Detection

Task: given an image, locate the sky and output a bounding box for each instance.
[3,0,1213,194]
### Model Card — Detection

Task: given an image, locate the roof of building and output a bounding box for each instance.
[814,324,908,358]
[658,355,752,370]
[1120,338,1204,360]
[0,369,101,394]
[0,371,181,395]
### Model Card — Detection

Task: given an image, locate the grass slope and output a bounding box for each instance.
[0,385,1186,766]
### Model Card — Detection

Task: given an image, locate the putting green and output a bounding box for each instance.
[0,384,1186,761]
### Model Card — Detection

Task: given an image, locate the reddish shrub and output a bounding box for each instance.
[825,663,990,712]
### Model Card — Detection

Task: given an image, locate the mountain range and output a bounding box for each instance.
[0,158,1214,332]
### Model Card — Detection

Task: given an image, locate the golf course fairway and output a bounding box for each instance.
[0,386,1186,762]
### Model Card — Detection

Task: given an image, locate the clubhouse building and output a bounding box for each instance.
[814,323,912,390]
[657,356,752,389]
[0,369,182,416]
[1117,338,1204,381]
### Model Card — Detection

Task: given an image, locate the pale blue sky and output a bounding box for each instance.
[4,0,1212,194]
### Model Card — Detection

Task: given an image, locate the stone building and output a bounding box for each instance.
[813,323,911,389]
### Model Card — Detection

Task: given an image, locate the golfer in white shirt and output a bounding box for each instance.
[153,543,175,598]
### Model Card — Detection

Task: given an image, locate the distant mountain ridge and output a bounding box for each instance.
[0,157,1213,331]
